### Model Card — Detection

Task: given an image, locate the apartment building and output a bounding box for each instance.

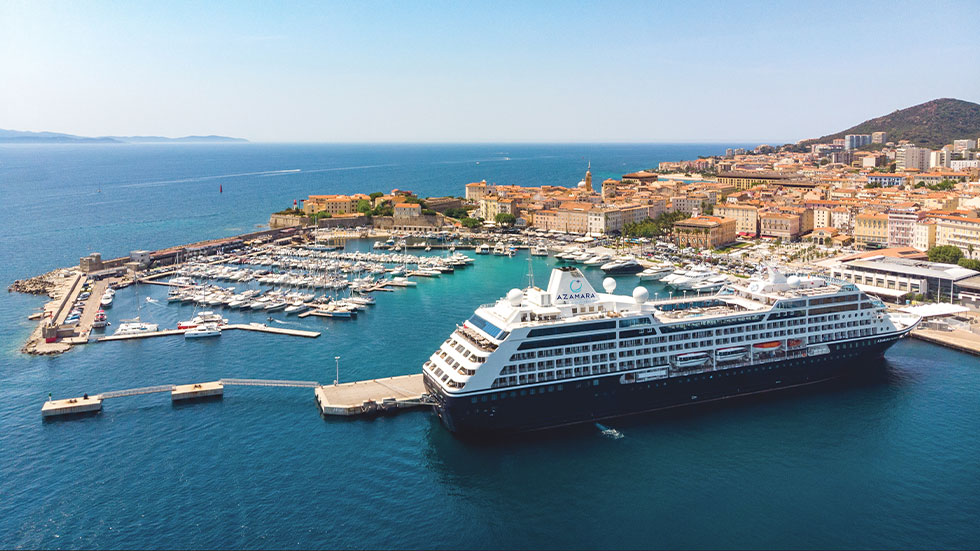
[672,216,737,249]
[714,204,759,236]
[759,212,801,240]
[854,211,889,248]
[886,204,919,248]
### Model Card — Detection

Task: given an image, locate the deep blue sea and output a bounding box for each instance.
[1,144,978,549]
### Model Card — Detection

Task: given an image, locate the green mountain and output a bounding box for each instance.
[804,98,980,148]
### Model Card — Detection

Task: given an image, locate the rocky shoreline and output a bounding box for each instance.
[8,272,60,296]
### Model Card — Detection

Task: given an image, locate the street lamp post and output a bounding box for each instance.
[334,356,340,386]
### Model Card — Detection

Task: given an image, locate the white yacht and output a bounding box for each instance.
[531,245,549,256]
[113,319,159,336]
[583,254,612,266]
[638,265,675,280]
[184,323,221,339]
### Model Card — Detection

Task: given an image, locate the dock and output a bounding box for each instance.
[41,374,431,419]
[96,323,320,342]
[172,381,224,401]
[911,328,980,356]
[314,374,428,416]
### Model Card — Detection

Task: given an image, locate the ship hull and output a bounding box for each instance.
[425,334,905,435]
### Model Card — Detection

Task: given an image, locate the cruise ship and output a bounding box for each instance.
[422,266,919,434]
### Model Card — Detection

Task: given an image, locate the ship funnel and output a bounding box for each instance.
[547,268,599,305]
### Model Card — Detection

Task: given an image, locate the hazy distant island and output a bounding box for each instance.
[0,128,248,144]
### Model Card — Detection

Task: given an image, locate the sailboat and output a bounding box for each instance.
[114,282,158,335]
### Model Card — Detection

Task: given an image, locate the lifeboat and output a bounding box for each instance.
[753,341,782,350]
[787,339,804,348]
[716,346,748,362]
[674,352,710,368]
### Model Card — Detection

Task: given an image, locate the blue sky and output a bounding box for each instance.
[1,0,978,143]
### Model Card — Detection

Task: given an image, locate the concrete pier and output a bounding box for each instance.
[171,381,224,401]
[911,328,980,356]
[41,374,429,419]
[42,395,103,417]
[96,323,320,342]
[314,374,428,416]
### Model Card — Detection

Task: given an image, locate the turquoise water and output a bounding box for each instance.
[1,144,979,549]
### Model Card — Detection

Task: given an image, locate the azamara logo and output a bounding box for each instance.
[569,279,583,293]
[557,292,596,301]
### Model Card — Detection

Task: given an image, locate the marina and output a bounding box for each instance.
[5,144,980,550]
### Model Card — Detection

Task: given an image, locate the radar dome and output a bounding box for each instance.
[602,277,617,293]
[787,275,802,288]
[633,286,649,304]
[506,288,523,306]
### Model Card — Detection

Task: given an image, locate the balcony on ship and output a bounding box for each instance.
[455,326,498,353]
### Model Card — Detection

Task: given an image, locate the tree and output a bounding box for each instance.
[309,211,332,223]
[356,199,372,214]
[443,207,470,220]
[495,213,517,227]
[928,245,964,264]
[421,208,436,216]
[461,217,481,229]
[958,258,980,271]
[369,192,384,200]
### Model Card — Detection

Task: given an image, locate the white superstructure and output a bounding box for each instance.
[423,266,918,395]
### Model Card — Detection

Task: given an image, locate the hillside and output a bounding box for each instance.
[0,128,247,144]
[803,98,980,148]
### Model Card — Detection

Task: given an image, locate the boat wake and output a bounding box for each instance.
[145,297,161,304]
[269,318,301,326]
[122,169,302,188]
[595,423,624,439]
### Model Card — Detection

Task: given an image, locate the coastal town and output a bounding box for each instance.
[262,132,980,306]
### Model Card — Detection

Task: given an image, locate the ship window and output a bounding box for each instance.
[527,320,616,337]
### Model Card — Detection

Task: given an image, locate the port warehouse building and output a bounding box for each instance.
[828,253,980,302]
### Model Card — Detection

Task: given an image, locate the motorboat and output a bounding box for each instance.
[114,320,159,335]
[177,311,228,329]
[92,310,108,329]
[531,245,549,256]
[638,265,675,280]
[184,323,221,339]
[688,275,729,293]
[668,266,716,289]
[583,254,612,266]
[600,258,643,274]
[475,244,490,255]
[492,242,507,255]
[659,267,690,284]
[284,302,309,314]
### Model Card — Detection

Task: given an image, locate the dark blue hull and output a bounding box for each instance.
[425,334,905,435]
